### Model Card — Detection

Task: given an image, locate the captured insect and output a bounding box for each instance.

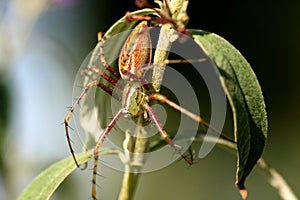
[64,1,233,199]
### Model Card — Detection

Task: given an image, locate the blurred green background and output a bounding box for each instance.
[0,0,299,199]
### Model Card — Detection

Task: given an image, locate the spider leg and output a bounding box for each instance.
[81,67,124,90]
[142,103,193,165]
[91,108,124,200]
[124,2,174,28]
[125,11,153,23]
[132,0,188,34]
[98,33,122,80]
[162,58,206,65]
[147,93,235,143]
[79,33,124,91]
[64,80,122,168]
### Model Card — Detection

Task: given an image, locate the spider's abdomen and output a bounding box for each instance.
[119,21,152,81]
[122,82,145,116]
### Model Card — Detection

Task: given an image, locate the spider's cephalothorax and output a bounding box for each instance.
[121,81,146,116]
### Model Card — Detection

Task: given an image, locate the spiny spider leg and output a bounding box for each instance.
[92,109,124,200]
[142,103,193,165]
[97,30,154,92]
[98,32,122,79]
[81,67,124,90]
[162,58,207,65]
[147,93,235,143]
[85,20,205,198]
[90,95,194,199]
[125,12,153,23]
[128,0,187,33]
[64,32,131,168]
[64,79,121,168]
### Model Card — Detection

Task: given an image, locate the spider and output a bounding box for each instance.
[64,19,231,199]
[64,1,233,199]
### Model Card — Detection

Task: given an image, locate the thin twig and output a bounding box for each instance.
[257,159,298,200]
[193,135,298,200]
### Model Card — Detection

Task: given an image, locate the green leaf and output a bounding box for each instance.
[191,30,268,198]
[17,149,120,200]
[17,151,92,200]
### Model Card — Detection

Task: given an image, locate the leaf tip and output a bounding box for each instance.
[239,189,248,200]
[236,181,248,200]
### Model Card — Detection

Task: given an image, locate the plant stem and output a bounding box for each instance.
[118,118,149,200]
[118,165,141,200]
